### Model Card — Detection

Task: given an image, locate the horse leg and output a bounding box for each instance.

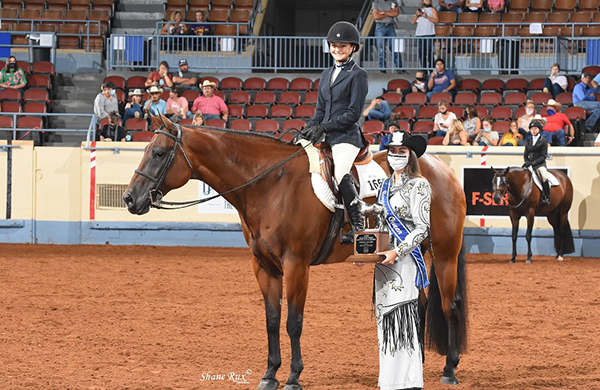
[525,213,535,264]
[509,212,520,263]
[253,258,283,390]
[282,260,309,390]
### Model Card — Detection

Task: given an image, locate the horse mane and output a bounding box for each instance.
[183,124,298,145]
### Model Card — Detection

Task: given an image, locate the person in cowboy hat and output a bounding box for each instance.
[542,98,574,146]
[301,21,368,242]
[124,88,147,124]
[191,80,228,122]
[371,131,430,390]
[144,85,167,116]
[523,120,550,206]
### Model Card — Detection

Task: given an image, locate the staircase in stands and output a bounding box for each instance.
[112,0,166,35]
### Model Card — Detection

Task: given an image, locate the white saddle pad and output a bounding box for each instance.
[528,166,560,191]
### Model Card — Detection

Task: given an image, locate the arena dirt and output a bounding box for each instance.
[1,244,599,389]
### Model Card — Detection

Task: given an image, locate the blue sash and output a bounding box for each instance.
[378,178,429,290]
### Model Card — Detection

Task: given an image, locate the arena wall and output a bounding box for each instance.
[1,141,599,257]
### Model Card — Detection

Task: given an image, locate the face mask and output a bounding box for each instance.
[110,89,116,96]
[416,77,425,82]
[388,153,409,171]
[483,127,491,132]
[526,108,534,116]
[423,3,432,6]
[8,63,17,71]
[547,109,556,116]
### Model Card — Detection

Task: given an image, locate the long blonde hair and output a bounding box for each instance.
[452,119,465,133]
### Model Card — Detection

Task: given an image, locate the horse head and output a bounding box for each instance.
[122,114,194,215]
[491,166,510,205]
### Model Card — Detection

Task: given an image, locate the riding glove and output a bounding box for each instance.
[301,123,327,144]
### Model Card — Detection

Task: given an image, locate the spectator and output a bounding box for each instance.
[573,72,600,131]
[191,80,228,121]
[0,56,27,90]
[432,99,456,137]
[499,120,523,146]
[123,88,146,124]
[463,105,481,140]
[191,112,204,126]
[517,100,536,139]
[145,61,174,90]
[465,0,484,12]
[166,86,192,122]
[438,0,464,13]
[487,0,505,13]
[378,120,406,150]
[427,58,456,100]
[543,63,568,99]
[363,96,391,122]
[161,10,188,35]
[442,119,469,145]
[172,58,198,91]
[474,116,499,146]
[397,70,428,97]
[373,0,405,73]
[412,0,438,69]
[190,10,211,36]
[93,81,119,124]
[144,86,167,116]
[591,72,600,94]
[100,112,126,142]
[542,99,574,146]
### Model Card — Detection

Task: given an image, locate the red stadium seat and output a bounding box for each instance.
[505,78,528,92]
[555,92,573,106]
[303,91,318,105]
[182,90,200,102]
[246,105,269,118]
[290,77,313,92]
[266,78,289,91]
[214,91,226,101]
[220,77,243,91]
[17,116,43,130]
[206,118,226,128]
[23,102,47,113]
[125,118,148,132]
[492,121,509,134]
[28,74,51,89]
[0,89,21,102]
[179,118,193,125]
[528,78,545,90]
[565,107,586,121]
[281,119,306,132]
[504,92,527,106]
[254,119,279,133]
[227,104,245,118]
[32,61,55,76]
[253,91,276,105]
[228,91,251,105]
[382,92,402,105]
[404,93,427,106]
[244,77,266,90]
[480,92,503,106]
[104,75,126,90]
[448,106,464,118]
[230,118,252,131]
[457,78,481,94]
[294,105,316,118]
[515,107,526,118]
[531,92,552,105]
[481,79,505,93]
[454,92,478,106]
[491,106,513,120]
[1,102,21,113]
[126,76,147,90]
[413,121,434,134]
[387,79,410,92]
[476,106,489,118]
[396,120,411,132]
[429,92,453,105]
[363,120,384,134]
[582,65,600,77]
[131,131,154,142]
[0,115,14,129]
[313,79,320,90]
[428,136,444,145]
[417,106,439,119]
[17,61,31,75]
[23,88,49,103]
[393,106,416,120]
[278,91,301,105]
[270,105,293,119]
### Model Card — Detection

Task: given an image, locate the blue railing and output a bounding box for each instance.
[0,113,96,144]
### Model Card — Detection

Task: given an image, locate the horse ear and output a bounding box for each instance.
[150,114,163,130]
[159,113,176,134]
[504,167,511,174]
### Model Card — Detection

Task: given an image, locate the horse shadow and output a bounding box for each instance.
[577,161,600,256]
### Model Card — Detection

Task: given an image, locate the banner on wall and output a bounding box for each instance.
[197,182,238,215]
[462,166,569,217]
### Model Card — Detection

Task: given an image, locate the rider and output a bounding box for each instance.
[523,120,550,206]
[375,131,430,390]
[302,21,369,235]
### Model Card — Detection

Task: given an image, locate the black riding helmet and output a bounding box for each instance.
[529,120,543,130]
[326,21,361,48]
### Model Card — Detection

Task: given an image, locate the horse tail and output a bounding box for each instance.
[561,218,575,255]
[426,241,468,355]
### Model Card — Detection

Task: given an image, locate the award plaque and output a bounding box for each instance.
[345,229,389,263]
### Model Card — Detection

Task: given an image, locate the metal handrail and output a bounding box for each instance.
[0,113,96,143]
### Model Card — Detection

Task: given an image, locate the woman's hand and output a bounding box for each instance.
[379,249,398,265]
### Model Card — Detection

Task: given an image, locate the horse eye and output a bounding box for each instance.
[153,149,165,158]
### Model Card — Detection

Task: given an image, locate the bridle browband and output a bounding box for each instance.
[133,124,305,209]
[493,170,532,209]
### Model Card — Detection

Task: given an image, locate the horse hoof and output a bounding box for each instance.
[441,375,459,385]
[509,259,516,264]
[283,384,303,390]
[257,379,280,390]
[557,256,564,261]
[526,259,533,264]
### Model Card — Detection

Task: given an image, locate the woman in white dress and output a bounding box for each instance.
[375,131,431,390]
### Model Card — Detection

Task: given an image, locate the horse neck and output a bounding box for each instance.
[507,170,532,201]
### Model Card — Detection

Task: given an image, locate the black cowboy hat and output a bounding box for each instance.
[385,131,427,158]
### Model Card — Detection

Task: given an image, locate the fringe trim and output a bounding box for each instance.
[380,299,420,355]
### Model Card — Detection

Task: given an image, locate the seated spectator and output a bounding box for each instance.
[487,0,505,13]
[161,11,188,35]
[363,96,391,122]
[463,105,481,140]
[443,119,469,145]
[474,116,499,146]
[190,10,211,36]
[124,89,146,124]
[172,58,198,91]
[192,112,204,126]
[517,100,536,139]
[427,58,456,100]
[438,0,464,13]
[464,0,484,12]
[591,72,600,94]
[144,86,167,116]
[94,81,119,125]
[542,99,574,146]
[499,120,524,146]
[0,56,27,90]
[544,63,568,99]
[192,80,228,121]
[166,86,192,122]
[397,70,428,97]
[379,120,406,150]
[573,72,600,131]
[100,112,126,142]
[145,61,174,90]
[432,99,456,137]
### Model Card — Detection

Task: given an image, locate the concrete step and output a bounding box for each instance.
[114,12,165,29]
[45,133,88,147]
[51,100,95,114]
[48,116,93,129]
[121,0,165,5]
[57,73,105,87]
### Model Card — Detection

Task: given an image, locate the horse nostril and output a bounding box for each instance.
[123,192,134,207]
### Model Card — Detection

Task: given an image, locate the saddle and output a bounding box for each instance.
[317,143,373,199]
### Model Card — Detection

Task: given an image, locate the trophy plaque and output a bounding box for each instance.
[345,202,389,263]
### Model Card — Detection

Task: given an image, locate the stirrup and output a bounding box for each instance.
[340,221,355,245]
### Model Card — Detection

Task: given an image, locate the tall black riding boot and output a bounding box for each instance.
[541,180,551,206]
[339,174,364,244]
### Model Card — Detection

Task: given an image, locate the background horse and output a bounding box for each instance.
[492,167,574,263]
[123,116,467,389]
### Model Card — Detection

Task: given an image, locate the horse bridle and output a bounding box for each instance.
[493,172,531,209]
[134,124,193,207]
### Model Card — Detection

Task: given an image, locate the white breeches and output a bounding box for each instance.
[536,166,548,181]
[332,143,360,185]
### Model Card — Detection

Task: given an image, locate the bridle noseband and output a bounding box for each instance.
[493,172,531,209]
[134,124,193,207]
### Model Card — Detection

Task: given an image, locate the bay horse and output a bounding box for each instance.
[491,167,574,263]
[123,116,468,389]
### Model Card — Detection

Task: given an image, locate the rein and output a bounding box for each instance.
[134,124,305,210]
[495,171,532,209]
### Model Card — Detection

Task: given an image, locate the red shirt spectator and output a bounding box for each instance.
[192,80,228,121]
[145,61,174,89]
[543,111,571,132]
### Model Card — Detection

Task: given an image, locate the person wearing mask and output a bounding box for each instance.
[523,120,550,205]
[517,100,536,139]
[191,80,228,121]
[166,86,192,122]
[442,119,469,145]
[93,81,119,125]
[412,0,438,70]
[0,56,27,90]
[373,0,405,73]
[427,58,456,100]
[398,70,428,97]
[543,63,568,99]
[463,105,481,141]
[172,59,198,91]
[542,99,574,146]
[363,96,392,122]
[573,72,600,131]
[432,99,457,137]
[144,86,167,116]
[379,120,406,150]
[474,116,499,146]
[499,120,523,146]
[100,112,126,142]
[123,89,146,125]
[145,61,174,90]
[191,112,204,126]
